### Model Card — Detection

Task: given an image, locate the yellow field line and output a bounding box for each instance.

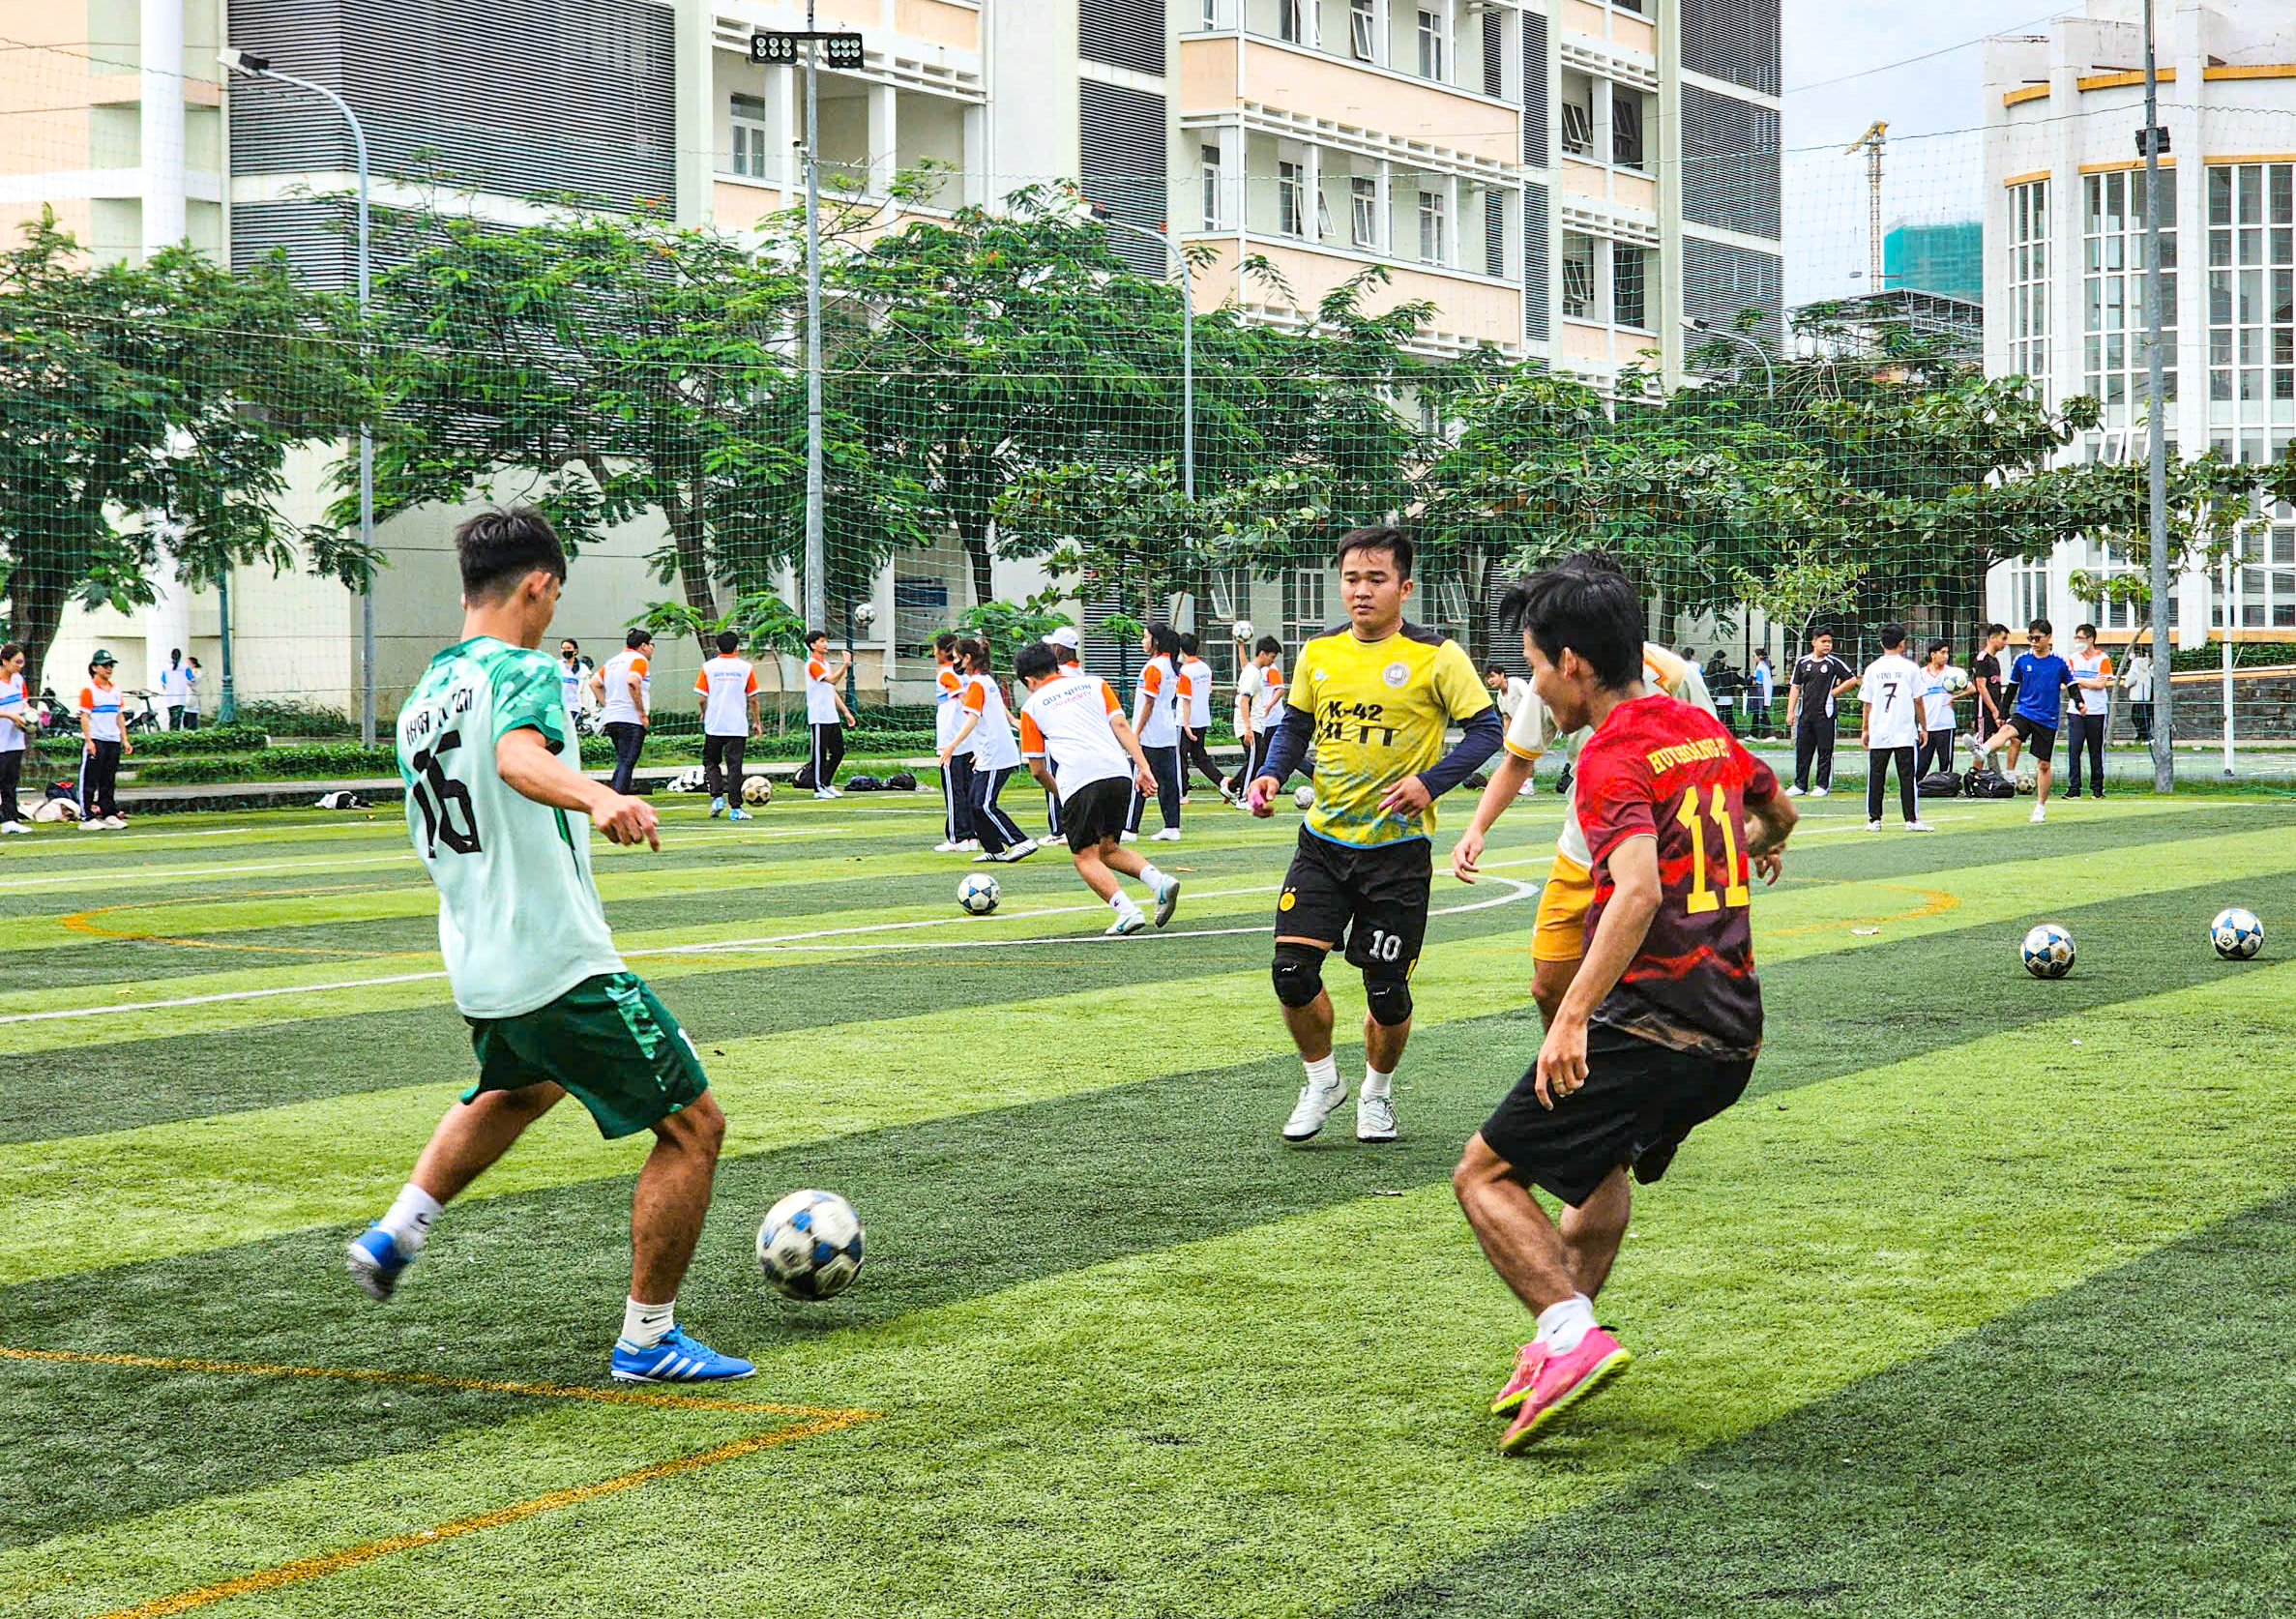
[86,1413,877,1619]
[0,1344,861,1418]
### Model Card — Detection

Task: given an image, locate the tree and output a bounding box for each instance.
[346,200,927,637]
[0,210,372,682]
[631,589,810,731]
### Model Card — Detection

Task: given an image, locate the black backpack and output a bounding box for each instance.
[843,774,883,793]
[884,771,918,791]
[1962,766,2015,800]
[1917,771,1961,798]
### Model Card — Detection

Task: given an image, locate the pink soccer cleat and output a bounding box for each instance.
[1498,1328,1631,1453]
[1490,1340,1548,1417]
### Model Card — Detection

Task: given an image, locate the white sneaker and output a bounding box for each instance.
[933,839,962,852]
[826,785,843,798]
[1151,874,1181,927]
[1104,906,1148,937]
[1356,1093,1398,1143]
[957,839,981,852]
[0,820,26,835]
[971,850,1000,863]
[995,839,1040,864]
[1906,819,1937,832]
[1178,795,1193,807]
[813,789,836,800]
[1119,831,1138,843]
[1150,826,1181,842]
[2030,805,2046,823]
[1866,818,1883,832]
[1281,1073,1350,1142]
[76,817,100,831]
[103,816,127,829]
[1783,784,1806,798]
[1810,786,1830,798]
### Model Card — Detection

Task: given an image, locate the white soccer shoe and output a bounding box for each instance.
[0,821,26,835]
[1783,784,1805,798]
[996,839,1040,863]
[1281,1073,1350,1143]
[1150,827,1182,842]
[1151,874,1181,927]
[1810,786,1830,798]
[812,789,836,800]
[1104,906,1149,937]
[933,839,963,852]
[1906,819,1937,832]
[1356,1093,1398,1143]
[1866,819,1883,832]
[2030,805,2046,823]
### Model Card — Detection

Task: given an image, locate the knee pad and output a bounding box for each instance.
[1362,971,1413,1027]
[1271,942,1325,1009]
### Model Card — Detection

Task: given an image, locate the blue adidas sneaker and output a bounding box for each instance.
[344,1223,412,1303]
[610,1327,755,1384]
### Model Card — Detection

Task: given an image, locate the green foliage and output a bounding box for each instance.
[953,601,1072,675]
[0,210,375,683]
[232,698,352,738]
[124,724,268,757]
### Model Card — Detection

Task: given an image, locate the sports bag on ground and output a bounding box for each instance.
[1916,771,1961,798]
[1962,766,2015,800]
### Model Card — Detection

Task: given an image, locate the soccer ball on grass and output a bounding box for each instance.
[741,775,772,806]
[2020,923,2075,979]
[957,872,1000,915]
[755,1190,865,1301]
[1292,785,1315,810]
[2210,906,2263,959]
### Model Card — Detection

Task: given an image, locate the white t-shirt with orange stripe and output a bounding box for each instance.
[1018,673,1134,801]
[933,663,969,751]
[694,655,760,736]
[1179,657,1214,728]
[1133,654,1180,748]
[599,650,649,726]
[805,653,840,724]
[961,671,1021,771]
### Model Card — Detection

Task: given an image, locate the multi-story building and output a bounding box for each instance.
[1983,0,2296,648]
[1883,218,1982,303]
[0,0,1781,707]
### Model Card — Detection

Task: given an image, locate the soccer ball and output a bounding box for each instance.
[755,1190,865,1301]
[2021,923,2075,979]
[741,775,772,806]
[1292,784,1315,810]
[2210,906,2263,959]
[1232,619,1254,641]
[957,872,1000,915]
[1942,666,1971,694]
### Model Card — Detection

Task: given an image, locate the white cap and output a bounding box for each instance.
[1044,626,1081,650]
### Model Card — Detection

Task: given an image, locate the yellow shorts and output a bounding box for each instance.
[1532,852,1595,963]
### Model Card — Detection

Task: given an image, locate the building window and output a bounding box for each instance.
[1417,10,1445,80]
[729,94,770,178]
[2015,557,2049,628]
[1279,0,1303,44]
[1283,567,1328,652]
[2206,162,2295,416]
[2085,167,2177,426]
[1351,175,1378,249]
[1561,231,1595,317]
[2008,178,2049,391]
[1201,143,1222,230]
[1613,243,1648,329]
[1419,189,1447,264]
[1279,161,1306,238]
[1612,91,1645,171]
[1350,0,1375,60]
[1560,96,1594,158]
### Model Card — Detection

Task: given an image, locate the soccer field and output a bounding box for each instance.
[4,789,2294,1618]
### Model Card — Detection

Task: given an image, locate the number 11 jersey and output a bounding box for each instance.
[1575,693,1780,1061]
[397,636,624,1018]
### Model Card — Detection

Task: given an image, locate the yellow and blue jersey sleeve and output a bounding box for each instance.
[1290,627,1495,848]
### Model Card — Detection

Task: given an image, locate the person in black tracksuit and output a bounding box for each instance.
[1784,630,1857,795]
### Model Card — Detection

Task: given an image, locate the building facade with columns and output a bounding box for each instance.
[1983,0,2296,650]
[0,0,1781,712]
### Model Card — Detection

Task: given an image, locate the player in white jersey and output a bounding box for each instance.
[1452,568,1716,1025]
[347,507,751,1385]
[931,632,979,852]
[1014,641,1181,934]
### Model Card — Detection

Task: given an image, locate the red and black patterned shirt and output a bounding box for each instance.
[1575,694,1780,1060]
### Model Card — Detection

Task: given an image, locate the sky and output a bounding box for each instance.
[1778,0,2052,303]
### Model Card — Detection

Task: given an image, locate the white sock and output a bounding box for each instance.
[1361,1065,1394,1101]
[1304,1053,1339,1092]
[1535,1293,1597,1354]
[1109,891,1140,915]
[1137,862,1168,891]
[621,1297,676,1349]
[377,1183,442,1253]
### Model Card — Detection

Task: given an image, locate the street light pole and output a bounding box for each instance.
[802,0,827,635]
[1684,317,1774,397]
[2139,0,2174,790]
[221,50,374,745]
[1093,212,1193,498]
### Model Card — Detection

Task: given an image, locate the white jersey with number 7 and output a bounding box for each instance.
[397,635,625,1019]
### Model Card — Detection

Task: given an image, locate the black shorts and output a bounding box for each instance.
[2011,714,2058,763]
[1276,829,1431,972]
[1060,775,1132,852]
[1478,1024,1753,1208]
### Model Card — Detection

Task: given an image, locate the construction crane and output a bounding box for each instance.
[1846,120,1888,290]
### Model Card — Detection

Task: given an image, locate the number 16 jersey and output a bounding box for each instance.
[1575,693,1780,1062]
[397,636,625,1018]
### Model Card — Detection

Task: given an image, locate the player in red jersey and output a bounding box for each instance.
[1453,557,1798,1452]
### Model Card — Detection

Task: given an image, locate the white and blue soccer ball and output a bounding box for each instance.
[756,1189,866,1301]
[1292,784,1316,810]
[2210,906,2263,960]
[2021,923,2076,979]
[957,872,1000,915]
[1942,665,1971,694]
[1232,619,1254,642]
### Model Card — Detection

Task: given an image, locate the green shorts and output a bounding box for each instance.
[463,972,709,1139]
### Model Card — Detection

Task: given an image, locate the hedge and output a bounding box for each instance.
[119,724,268,756]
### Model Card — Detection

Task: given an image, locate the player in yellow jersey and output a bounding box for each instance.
[1247,527,1502,1144]
[1451,554,1717,1025]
